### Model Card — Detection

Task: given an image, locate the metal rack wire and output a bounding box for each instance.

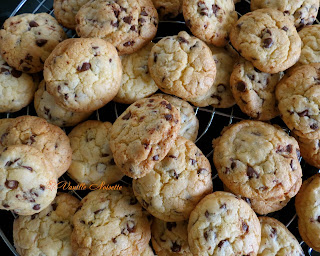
[1,0,320,255]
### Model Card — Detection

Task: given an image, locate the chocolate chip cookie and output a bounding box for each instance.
[148,31,216,100]
[75,0,158,55]
[230,8,301,74]
[183,0,238,47]
[109,96,181,179]
[152,0,183,19]
[293,134,320,168]
[0,13,66,73]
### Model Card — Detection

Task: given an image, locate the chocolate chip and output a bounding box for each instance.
[36,39,47,47]
[191,159,196,165]
[140,10,148,16]
[123,16,133,24]
[224,167,230,174]
[77,62,91,72]
[282,26,288,31]
[198,168,207,175]
[123,41,135,47]
[247,166,259,179]
[166,222,176,231]
[220,203,226,209]
[247,74,255,80]
[94,208,104,214]
[138,18,146,23]
[231,159,236,169]
[153,155,159,161]
[40,185,45,190]
[0,67,10,75]
[212,4,220,15]
[52,203,57,211]
[112,238,117,243]
[154,53,158,63]
[5,180,19,189]
[286,144,293,153]
[236,81,246,92]
[205,210,210,218]
[64,94,69,100]
[29,21,39,27]
[171,242,181,252]
[204,231,209,240]
[311,123,319,130]
[122,112,131,120]
[2,203,9,208]
[111,21,119,27]
[218,240,227,248]
[270,227,277,238]
[298,110,309,117]
[263,38,273,48]
[165,114,173,121]
[130,25,136,31]
[130,197,138,205]
[290,159,294,170]
[242,222,249,233]
[33,204,40,210]
[178,36,189,44]
[113,8,120,18]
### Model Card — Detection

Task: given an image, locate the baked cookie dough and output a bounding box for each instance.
[109,96,181,179]
[68,120,124,186]
[183,0,238,47]
[188,191,261,256]
[297,25,320,66]
[152,0,183,19]
[133,136,212,221]
[0,13,66,73]
[293,134,320,168]
[148,31,216,100]
[44,38,122,112]
[13,193,80,255]
[75,0,158,55]
[230,8,301,74]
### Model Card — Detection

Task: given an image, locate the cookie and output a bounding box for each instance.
[133,136,212,221]
[113,42,158,104]
[154,94,199,142]
[13,193,80,256]
[230,8,301,74]
[151,218,192,256]
[152,0,183,19]
[0,13,66,73]
[141,245,156,256]
[34,80,93,127]
[0,145,57,215]
[295,174,320,252]
[276,63,320,139]
[213,120,302,215]
[44,38,122,113]
[109,96,181,179]
[71,188,151,256]
[0,118,13,136]
[258,217,304,256]
[0,115,72,178]
[183,0,238,47]
[251,0,319,29]
[189,44,237,108]
[293,134,320,168]
[297,25,320,66]
[148,31,216,100]
[75,0,158,55]
[188,191,261,256]
[0,56,38,113]
[230,58,281,120]
[53,0,90,29]
[68,120,124,186]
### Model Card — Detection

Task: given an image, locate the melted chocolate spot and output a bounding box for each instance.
[77,62,91,72]
[122,112,131,120]
[29,21,39,27]
[247,166,259,179]
[263,38,273,48]
[236,81,246,92]
[36,39,47,47]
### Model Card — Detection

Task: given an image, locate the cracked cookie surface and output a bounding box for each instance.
[13,193,80,256]
[187,191,261,256]
[230,58,281,120]
[0,13,66,73]
[34,80,92,127]
[133,136,212,221]
[68,120,124,186]
[230,8,301,74]
[213,120,302,214]
[71,188,151,256]
[0,145,57,215]
[183,0,238,47]
[0,115,72,178]
[258,217,304,256]
[295,174,320,252]
[114,42,158,104]
[44,38,122,113]
[251,0,319,29]
[276,63,320,139]
[152,0,183,19]
[75,0,158,55]
[151,218,192,256]
[109,96,181,179]
[148,31,216,100]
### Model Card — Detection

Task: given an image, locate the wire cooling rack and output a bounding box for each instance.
[1,0,320,255]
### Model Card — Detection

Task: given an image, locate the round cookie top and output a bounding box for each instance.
[276,63,320,139]
[258,217,304,256]
[109,96,181,179]
[44,38,122,113]
[297,25,320,66]
[13,193,80,256]
[148,31,216,100]
[68,120,124,186]
[0,145,57,215]
[295,174,320,252]
[0,115,72,178]
[230,58,281,120]
[34,80,92,127]
[183,0,238,47]
[0,55,38,113]
[53,0,90,29]
[71,188,151,256]
[113,42,158,104]
[75,0,158,55]
[155,94,199,142]
[251,0,319,30]
[133,136,212,221]
[230,8,301,74]
[213,120,302,212]
[152,0,183,20]
[188,191,261,256]
[151,218,192,256]
[0,13,66,73]
[190,44,237,108]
